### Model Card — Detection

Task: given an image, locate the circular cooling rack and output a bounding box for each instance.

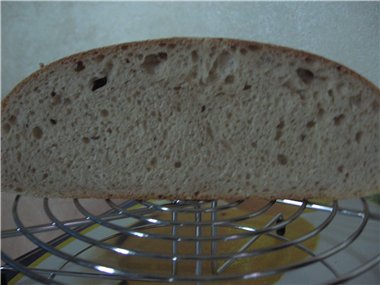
[1,195,380,285]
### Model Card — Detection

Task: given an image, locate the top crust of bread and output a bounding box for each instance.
[2,37,380,200]
[4,38,379,109]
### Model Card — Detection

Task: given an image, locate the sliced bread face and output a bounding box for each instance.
[2,38,379,200]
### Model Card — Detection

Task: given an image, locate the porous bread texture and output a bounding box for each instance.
[1,38,380,200]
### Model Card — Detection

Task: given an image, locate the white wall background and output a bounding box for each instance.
[2,1,379,98]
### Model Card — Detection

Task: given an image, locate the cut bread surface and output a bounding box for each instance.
[2,38,379,199]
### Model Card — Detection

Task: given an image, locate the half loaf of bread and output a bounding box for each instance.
[2,38,379,200]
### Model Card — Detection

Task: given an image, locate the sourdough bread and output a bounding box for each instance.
[1,38,379,199]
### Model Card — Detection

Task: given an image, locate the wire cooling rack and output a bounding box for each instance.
[1,195,380,284]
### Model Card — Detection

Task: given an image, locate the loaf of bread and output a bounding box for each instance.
[2,38,379,200]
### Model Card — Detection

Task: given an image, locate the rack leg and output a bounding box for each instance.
[171,211,178,276]
[210,200,218,274]
[195,204,202,285]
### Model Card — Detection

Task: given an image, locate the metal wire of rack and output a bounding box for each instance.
[1,195,380,285]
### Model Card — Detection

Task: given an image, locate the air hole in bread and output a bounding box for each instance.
[42,173,48,180]
[149,157,157,168]
[9,115,17,125]
[50,91,57,97]
[355,131,363,143]
[306,121,316,128]
[333,114,345,126]
[230,45,237,51]
[300,134,306,141]
[191,50,198,62]
[328,89,335,103]
[92,76,108,91]
[372,100,380,112]
[217,51,231,68]
[50,119,57,125]
[277,120,285,130]
[174,161,182,168]
[52,94,61,105]
[296,68,314,84]
[275,130,282,141]
[95,54,105,62]
[2,123,11,134]
[82,137,90,144]
[304,56,314,63]
[243,83,251,90]
[337,165,344,173]
[141,54,165,74]
[158,52,168,60]
[277,154,288,165]
[251,141,257,148]
[224,75,234,84]
[317,103,325,117]
[100,109,109,117]
[240,48,247,55]
[32,127,43,139]
[201,105,206,112]
[74,61,85,72]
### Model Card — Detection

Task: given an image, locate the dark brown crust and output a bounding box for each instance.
[2,37,380,200]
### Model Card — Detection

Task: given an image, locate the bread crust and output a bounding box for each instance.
[3,37,380,116]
